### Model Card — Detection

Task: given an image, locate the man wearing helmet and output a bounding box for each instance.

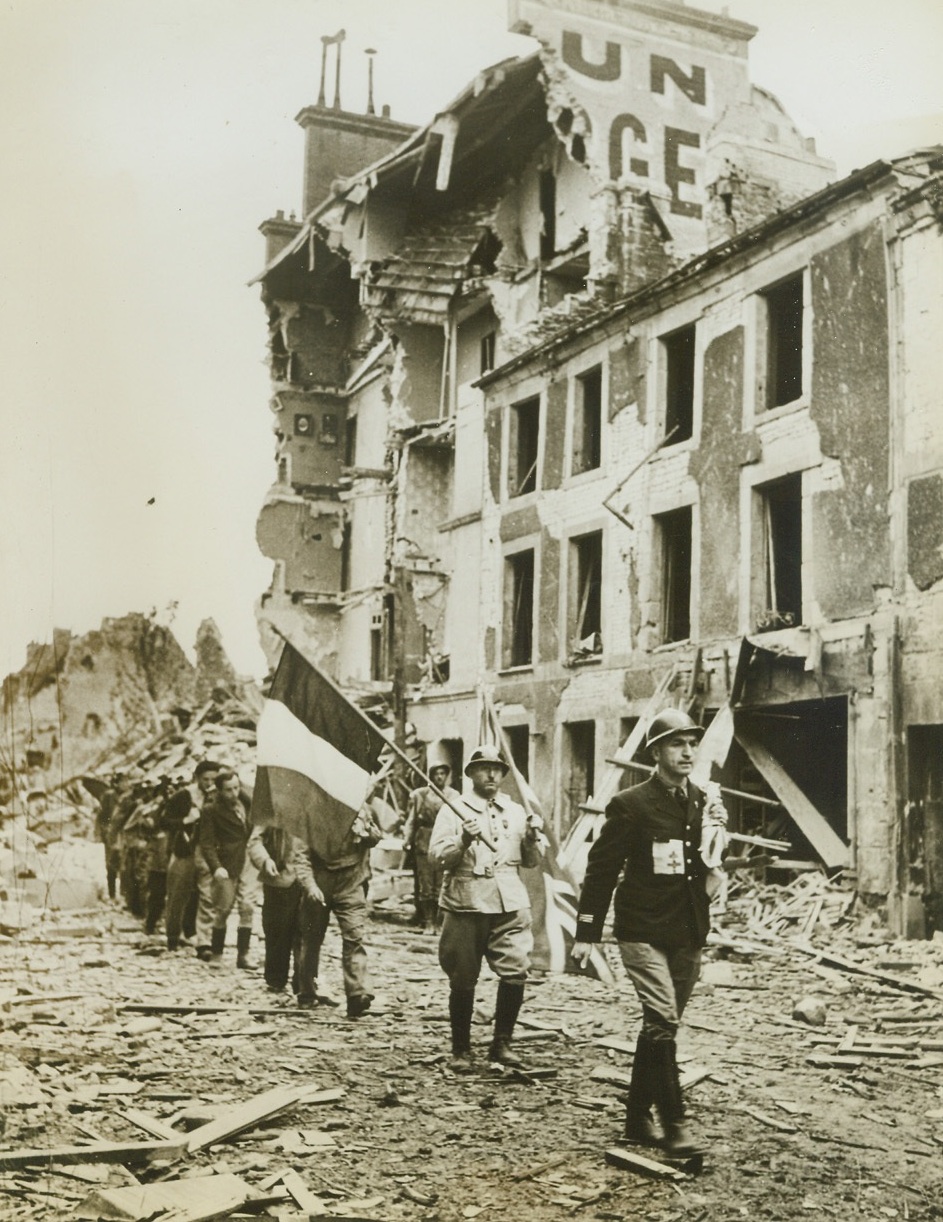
[429,744,544,1074]
[572,709,727,1158]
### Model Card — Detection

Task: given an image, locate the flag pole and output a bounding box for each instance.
[267,627,495,850]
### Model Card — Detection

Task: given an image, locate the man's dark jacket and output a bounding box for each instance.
[199,794,250,877]
[575,776,713,949]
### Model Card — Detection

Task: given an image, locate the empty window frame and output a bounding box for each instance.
[480,331,496,376]
[662,324,696,443]
[573,365,603,474]
[339,519,352,593]
[344,415,358,467]
[369,611,385,681]
[564,720,596,831]
[763,274,804,409]
[569,530,603,655]
[504,725,530,780]
[504,548,536,668]
[656,506,692,643]
[509,397,540,497]
[758,473,802,628]
[539,169,557,260]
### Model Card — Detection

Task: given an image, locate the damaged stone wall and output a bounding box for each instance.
[0,614,241,797]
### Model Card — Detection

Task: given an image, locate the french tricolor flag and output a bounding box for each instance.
[251,643,386,860]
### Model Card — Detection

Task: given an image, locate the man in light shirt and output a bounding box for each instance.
[429,744,543,1074]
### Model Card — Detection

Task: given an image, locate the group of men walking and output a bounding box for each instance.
[98,705,725,1157]
[96,759,380,1019]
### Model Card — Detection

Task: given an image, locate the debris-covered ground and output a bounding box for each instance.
[2,873,943,1222]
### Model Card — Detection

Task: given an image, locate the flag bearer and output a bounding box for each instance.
[429,744,544,1074]
[571,709,728,1158]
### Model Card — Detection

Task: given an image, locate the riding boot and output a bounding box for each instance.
[208,925,226,966]
[449,988,475,1072]
[624,1032,662,1145]
[652,1039,706,1157]
[489,980,525,1068]
[236,926,255,970]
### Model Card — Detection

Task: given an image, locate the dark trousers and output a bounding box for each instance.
[261,882,302,991]
[144,870,167,933]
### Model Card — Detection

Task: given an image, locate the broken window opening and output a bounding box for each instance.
[509,397,540,498]
[421,627,450,685]
[504,724,530,781]
[662,324,695,443]
[758,473,802,630]
[480,331,496,376]
[564,719,596,833]
[657,506,692,644]
[764,274,804,409]
[569,530,603,659]
[344,415,358,467]
[573,366,602,475]
[571,133,587,164]
[470,229,501,277]
[369,612,385,682]
[504,548,535,668]
[339,519,352,593]
[539,169,557,261]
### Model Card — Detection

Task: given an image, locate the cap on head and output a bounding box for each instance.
[646,709,704,751]
[193,760,220,779]
[463,744,509,777]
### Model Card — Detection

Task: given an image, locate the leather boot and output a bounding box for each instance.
[652,1039,706,1157]
[488,981,525,1068]
[236,926,255,970]
[624,1032,662,1145]
[449,988,475,1073]
[207,925,226,966]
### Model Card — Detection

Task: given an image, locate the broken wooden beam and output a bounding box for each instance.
[0,1138,184,1171]
[605,1146,689,1180]
[183,1084,340,1153]
[812,952,943,1000]
[117,1002,313,1018]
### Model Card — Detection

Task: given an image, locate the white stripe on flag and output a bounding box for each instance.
[256,697,372,812]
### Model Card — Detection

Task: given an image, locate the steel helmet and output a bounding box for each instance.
[645,709,705,751]
[464,744,510,777]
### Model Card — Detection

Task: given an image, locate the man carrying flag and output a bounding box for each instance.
[251,642,388,1014]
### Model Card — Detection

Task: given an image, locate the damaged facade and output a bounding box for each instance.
[252,1,943,936]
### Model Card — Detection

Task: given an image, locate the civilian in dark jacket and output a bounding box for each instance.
[199,770,258,969]
[162,761,219,951]
[572,710,728,1158]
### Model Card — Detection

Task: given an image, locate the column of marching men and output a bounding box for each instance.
[94,711,727,1159]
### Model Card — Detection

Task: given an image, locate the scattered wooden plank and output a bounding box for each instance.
[0,1138,184,1172]
[279,1168,328,1212]
[511,1153,569,1182]
[117,1109,180,1142]
[590,1066,632,1090]
[813,953,943,1001]
[837,1025,858,1054]
[593,1037,635,1055]
[806,1053,864,1070]
[739,1105,798,1134]
[117,1002,312,1018]
[679,1065,714,1090]
[76,1172,255,1221]
[186,1086,306,1153]
[604,1146,688,1180]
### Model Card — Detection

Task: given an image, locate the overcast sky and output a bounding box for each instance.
[1,0,941,680]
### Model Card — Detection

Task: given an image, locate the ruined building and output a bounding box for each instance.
[252,2,943,936]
